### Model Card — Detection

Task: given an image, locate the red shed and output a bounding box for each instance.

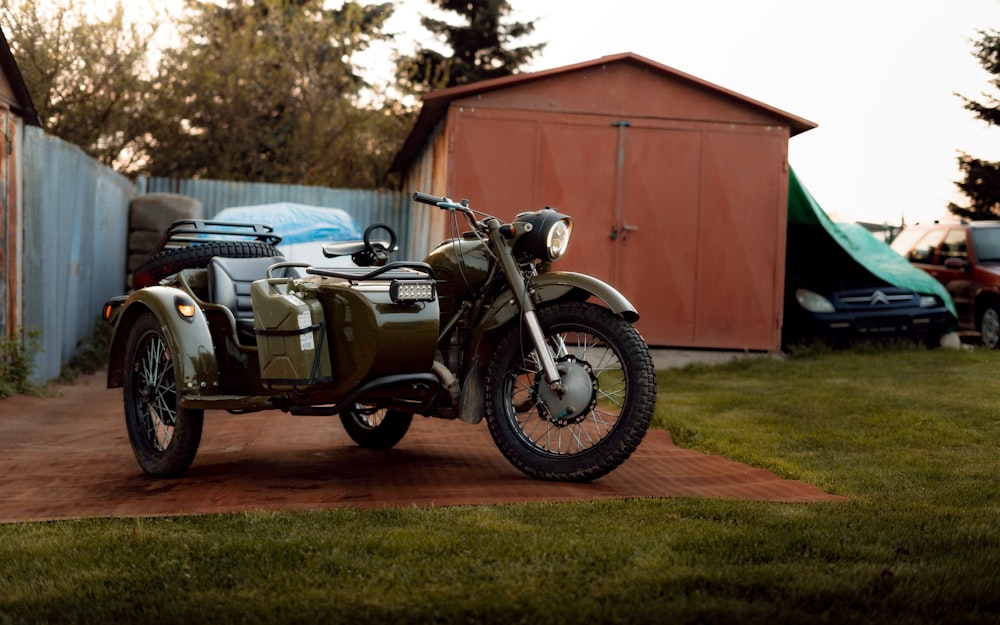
[391,52,816,351]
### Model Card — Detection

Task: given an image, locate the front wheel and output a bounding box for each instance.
[980,303,1000,348]
[123,311,204,477]
[340,406,413,449]
[485,301,657,482]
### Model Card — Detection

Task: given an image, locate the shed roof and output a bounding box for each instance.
[390,51,816,172]
[0,28,40,126]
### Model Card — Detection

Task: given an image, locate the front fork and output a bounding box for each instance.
[490,225,564,393]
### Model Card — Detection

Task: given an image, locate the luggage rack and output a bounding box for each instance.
[307,261,435,283]
[151,219,283,255]
[308,262,437,304]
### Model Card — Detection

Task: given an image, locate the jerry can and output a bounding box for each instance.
[251,277,332,389]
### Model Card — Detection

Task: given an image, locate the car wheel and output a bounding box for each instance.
[980,304,1000,348]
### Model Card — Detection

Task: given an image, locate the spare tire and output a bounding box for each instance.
[132,241,282,289]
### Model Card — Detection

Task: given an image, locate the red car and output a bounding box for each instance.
[891,221,1000,347]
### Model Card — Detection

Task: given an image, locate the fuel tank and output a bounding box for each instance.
[424,236,492,320]
[313,276,440,392]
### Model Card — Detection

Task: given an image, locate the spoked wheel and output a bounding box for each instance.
[340,405,413,449]
[485,301,657,482]
[123,312,204,477]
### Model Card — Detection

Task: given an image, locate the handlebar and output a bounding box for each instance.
[412,192,470,212]
[412,192,446,206]
[413,191,484,230]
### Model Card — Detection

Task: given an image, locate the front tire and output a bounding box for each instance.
[340,406,413,449]
[485,301,656,482]
[123,312,204,477]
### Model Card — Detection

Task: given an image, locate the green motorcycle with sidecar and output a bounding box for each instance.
[104,192,657,482]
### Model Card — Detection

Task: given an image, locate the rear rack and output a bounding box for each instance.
[307,261,435,282]
[151,219,283,255]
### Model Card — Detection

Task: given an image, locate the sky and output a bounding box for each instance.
[381,0,1000,227]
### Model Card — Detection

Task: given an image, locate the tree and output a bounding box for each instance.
[143,0,409,188]
[1,0,161,172]
[952,29,1000,219]
[398,0,545,93]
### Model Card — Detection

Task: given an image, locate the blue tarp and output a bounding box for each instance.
[214,202,362,244]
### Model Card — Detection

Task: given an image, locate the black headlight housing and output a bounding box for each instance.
[512,208,574,262]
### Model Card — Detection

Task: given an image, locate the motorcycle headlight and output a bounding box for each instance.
[546,218,573,261]
[513,208,574,262]
[796,288,835,313]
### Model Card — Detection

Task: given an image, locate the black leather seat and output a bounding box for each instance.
[208,255,298,344]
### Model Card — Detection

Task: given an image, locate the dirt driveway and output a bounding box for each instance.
[0,367,845,524]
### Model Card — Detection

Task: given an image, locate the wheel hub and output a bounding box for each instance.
[534,356,598,426]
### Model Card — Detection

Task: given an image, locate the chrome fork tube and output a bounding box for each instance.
[489,222,563,392]
[523,309,563,391]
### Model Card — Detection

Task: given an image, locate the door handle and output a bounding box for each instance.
[610,224,638,241]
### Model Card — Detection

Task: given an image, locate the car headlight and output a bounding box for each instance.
[512,208,574,262]
[919,295,939,308]
[796,289,835,313]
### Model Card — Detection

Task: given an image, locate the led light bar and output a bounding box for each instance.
[390,280,436,304]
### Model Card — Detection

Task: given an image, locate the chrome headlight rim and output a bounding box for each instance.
[545,218,573,261]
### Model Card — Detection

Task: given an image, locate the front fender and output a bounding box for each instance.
[481,271,639,332]
[106,286,219,399]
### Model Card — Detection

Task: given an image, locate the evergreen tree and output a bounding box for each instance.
[399,0,545,92]
[952,29,1000,219]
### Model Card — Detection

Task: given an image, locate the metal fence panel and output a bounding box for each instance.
[19,144,413,384]
[22,127,133,384]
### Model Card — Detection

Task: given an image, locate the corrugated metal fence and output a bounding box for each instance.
[19,133,426,384]
[139,177,415,259]
[22,126,134,383]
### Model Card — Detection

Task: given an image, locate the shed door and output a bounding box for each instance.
[538,120,706,345]
[612,124,703,345]
[448,109,786,350]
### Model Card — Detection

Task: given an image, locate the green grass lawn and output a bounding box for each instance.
[1,346,998,624]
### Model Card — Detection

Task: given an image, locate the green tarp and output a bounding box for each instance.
[787,168,957,326]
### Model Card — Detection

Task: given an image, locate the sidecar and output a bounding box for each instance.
[104,220,446,477]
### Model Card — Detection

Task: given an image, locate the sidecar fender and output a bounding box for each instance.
[106,286,219,398]
[482,271,639,332]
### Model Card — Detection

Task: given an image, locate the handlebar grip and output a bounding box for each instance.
[412,191,445,206]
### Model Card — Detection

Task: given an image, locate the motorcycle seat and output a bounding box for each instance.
[208,255,300,344]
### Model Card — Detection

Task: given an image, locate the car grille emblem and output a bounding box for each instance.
[870,290,891,306]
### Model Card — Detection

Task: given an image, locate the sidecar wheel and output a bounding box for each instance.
[340,406,413,449]
[485,301,656,482]
[123,312,204,477]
